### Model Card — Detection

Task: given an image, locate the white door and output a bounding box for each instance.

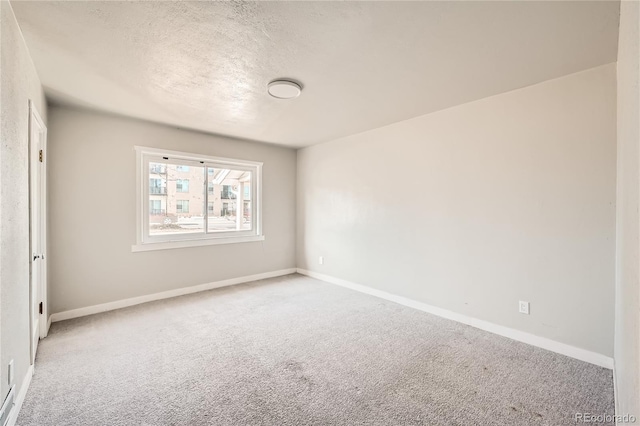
[29,100,47,365]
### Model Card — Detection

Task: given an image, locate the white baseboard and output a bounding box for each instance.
[7,365,34,426]
[613,359,619,415]
[50,268,297,323]
[297,268,614,370]
[46,315,52,336]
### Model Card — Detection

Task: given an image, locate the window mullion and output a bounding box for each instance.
[204,166,209,234]
[143,156,150,243]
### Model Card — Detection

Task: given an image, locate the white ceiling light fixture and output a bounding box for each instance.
[267,79,302,99]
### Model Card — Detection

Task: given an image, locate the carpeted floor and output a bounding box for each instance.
[18,274,614,425]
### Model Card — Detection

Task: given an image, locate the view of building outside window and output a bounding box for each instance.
[148,162,252,236]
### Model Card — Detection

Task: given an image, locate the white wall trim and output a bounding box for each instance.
[46,315,52,336]
[297,268,614,369]
[612,359,619,415]
[50,268,296,323]
[7,365,34,426]
[131,235,265,252]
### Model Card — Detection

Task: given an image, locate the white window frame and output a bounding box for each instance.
[132,146,263,252]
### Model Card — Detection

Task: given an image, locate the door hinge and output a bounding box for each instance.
[39,302,43,315]
[39,150,43,163]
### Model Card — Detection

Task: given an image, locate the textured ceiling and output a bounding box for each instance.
[11,1,620,148]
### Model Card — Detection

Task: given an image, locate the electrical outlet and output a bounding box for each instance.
[8,360,13,386]
[319,256,324,265]
[519,301,530,315]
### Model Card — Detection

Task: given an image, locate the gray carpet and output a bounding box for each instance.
[18,274,614,425]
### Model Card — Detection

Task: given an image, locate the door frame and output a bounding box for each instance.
[28,100,48,365]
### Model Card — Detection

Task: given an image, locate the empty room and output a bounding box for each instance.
[1,0,639,425]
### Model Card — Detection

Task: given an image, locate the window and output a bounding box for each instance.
[149,178,166,194]
[176,200,189,213]
[176,179,189,193]
[150,164,166,174]
[149,200,164,215]
[134,146,263,251]
[221,185,236,199]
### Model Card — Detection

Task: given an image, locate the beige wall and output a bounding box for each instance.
[47,106,296,314]
[0,0,47,404]
[614,0,640,419]
[297,64,617,357]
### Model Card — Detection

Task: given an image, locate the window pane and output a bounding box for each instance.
[149,162,205,236]
[207,168,252,232]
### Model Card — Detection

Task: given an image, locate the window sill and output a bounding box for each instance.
[132,235,265,252]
